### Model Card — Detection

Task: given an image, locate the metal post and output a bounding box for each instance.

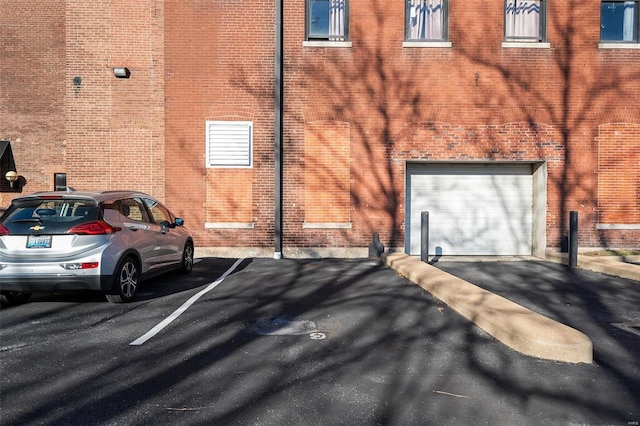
[569,211,578,268]
[421,211,429,263]
[368,233,384,258]
[273,0,283,259]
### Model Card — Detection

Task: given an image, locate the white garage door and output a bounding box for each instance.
[407,163,533,256]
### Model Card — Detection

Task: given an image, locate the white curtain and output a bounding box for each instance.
[408,0,444,40]
[623,1,635,41]
[329,0,345,39]
[505,1,541,39]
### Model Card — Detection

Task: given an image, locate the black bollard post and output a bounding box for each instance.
[368,233,384,258]
[421,211,429,263]
[569,211,578,268]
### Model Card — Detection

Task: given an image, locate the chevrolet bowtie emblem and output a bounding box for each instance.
[30,225,46,231]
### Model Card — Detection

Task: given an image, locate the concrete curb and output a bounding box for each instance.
[383,252,593,364]
[545,250,640,282]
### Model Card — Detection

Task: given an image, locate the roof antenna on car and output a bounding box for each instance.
[66,187,76,193]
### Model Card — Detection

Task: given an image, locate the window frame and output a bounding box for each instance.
[600,1,640,43]
[205,121,253,169]
[114,198,150,223]
[142,197,174,225]
[306,0,349,42]
[405,0,449,42]
[504,0,547,43]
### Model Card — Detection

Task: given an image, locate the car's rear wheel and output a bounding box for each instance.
[106,256,139,303]
[180,241,194,274]
[0,291,32,306]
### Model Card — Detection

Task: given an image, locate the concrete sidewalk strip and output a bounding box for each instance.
[545,250,640,282]
[383,253,593,364]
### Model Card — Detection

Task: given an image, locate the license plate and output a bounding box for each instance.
[27,235,52,249]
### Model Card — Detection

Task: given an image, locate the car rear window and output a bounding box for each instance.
[1,198,99,234]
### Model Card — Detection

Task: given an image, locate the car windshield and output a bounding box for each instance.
[1,198,99,234]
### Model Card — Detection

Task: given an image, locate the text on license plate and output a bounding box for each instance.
[27,235,52,249]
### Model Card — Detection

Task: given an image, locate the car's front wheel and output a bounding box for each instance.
[106,256,139,303]
[0,291,32,306]
[180,241,194,274]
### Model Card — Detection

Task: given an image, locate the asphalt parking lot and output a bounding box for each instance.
[1,256,639,425]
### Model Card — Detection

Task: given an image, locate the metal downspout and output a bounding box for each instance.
[274,0,283,259]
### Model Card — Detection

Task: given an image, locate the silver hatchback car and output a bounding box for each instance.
[0,191,194,304]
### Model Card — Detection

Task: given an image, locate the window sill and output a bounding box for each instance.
[599,42,640,49]
[502,42,550,49]
[596,224,640,230]
[303,41,352,48]
[402,41,452,48]
[205,222,255,229]
[303,222,352,229]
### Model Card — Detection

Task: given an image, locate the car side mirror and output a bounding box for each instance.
[175,218,184,226]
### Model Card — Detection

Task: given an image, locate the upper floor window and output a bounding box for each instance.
[406,0,448,41]
[601,1,638,42]
[505,1,546,42]
[307,0,348,41]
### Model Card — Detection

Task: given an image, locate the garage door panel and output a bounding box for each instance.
[407,164,533,256]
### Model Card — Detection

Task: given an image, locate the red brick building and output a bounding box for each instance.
[1,0,639,257]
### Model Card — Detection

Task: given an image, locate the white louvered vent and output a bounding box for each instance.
[206,121,253,168]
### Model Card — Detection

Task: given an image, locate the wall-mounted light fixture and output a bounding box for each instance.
[72,76,82,95]
[54,173,67,191]
[5,170,19,189]
[113,67,131,78]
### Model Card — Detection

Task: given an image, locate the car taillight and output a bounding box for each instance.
[0,224,9,236]
[61,262,99,270]
[67,220,121,235]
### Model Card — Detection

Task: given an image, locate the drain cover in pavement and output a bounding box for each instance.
[246,316,320,336]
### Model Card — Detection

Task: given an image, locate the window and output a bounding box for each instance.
[206,121,253,168]
[142,198,173,225]
[505,1,546,42]
[110,198,148,222]
[601,1,639,42]
[307,0,348,41]
[304,121,351,227]
[406,0,448,41]
[597,124,640,227]
[2,199,99,235]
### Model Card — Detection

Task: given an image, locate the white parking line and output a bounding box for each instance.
[129,258,245,346]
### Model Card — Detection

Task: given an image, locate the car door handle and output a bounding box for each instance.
[124,223,150,231]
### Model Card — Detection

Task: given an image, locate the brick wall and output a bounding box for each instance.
[2,0,639,252]
[304,121,350,224]
[0,1,164,204]
[164,0,275,249]
[65,0,165,196]
[280,0,640,250]
[597,123,640,225]
[0,0,66,207]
